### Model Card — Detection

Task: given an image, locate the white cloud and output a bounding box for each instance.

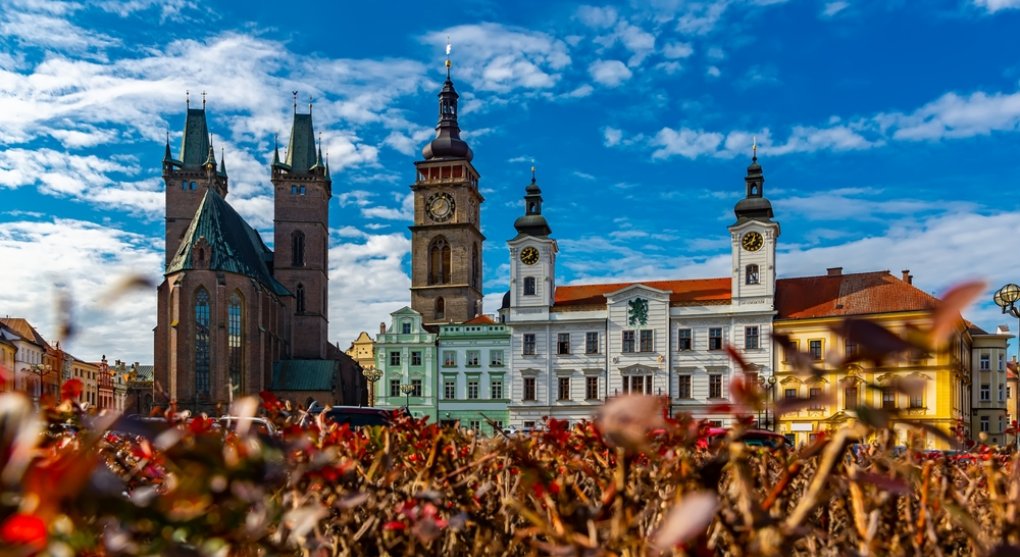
[576,5,618,28]
[589,60,632,87]
[706,65,721,78]
[662,41,694,59]
[361,193,414,221]
[821,1,849,18]
[879,90,1020,141]
[603,127,623,147]
[0,10,119,54]
[973,0,1020,13]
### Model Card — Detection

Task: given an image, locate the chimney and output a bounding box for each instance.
[901,269,913,284]
[827,267,842,276]
[379,322,386,335]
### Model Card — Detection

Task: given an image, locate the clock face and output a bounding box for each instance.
[426,192,455,222]
[741,231,764,252]
[520,246,540,265]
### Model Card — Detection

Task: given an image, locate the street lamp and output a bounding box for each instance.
[993,283,1020,448]
[23,363,54,405]
[757,375,778,431]
[362,366,382,407]
[400,383,415,410]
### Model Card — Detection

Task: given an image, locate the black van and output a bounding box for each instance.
[317,406,409,428]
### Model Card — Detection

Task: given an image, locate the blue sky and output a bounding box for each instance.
[1,0,1020,363]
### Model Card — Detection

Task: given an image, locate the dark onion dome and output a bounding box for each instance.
[513,171,551,238]
[733,150,774,222]
[422,77,473,161]
[501,290,511,310]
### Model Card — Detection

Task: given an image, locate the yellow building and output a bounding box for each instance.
[774,268,972,449]
[70,357,100,408]
[345,331,376,369]
[0,330,16,393]
[1008,365,1018,448]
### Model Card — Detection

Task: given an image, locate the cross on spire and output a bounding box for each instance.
[201,90,207,109]
[752,135,757,161]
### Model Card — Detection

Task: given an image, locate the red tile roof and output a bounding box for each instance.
[464,314,496,324]
[775,271,940,320]
[554,278,731,308]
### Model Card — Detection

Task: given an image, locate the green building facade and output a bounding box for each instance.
[436,316,511,435]
[375,307,437,421]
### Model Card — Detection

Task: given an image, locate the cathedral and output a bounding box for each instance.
[154,95,365,413]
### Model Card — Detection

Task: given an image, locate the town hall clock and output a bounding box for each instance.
[519,246,540,265]
[741,231,764,252]
[426,192,455,222]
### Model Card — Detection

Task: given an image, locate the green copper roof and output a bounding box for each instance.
[179,108,210,168]
[270,359,336,391]
[285,112,316,174]
[166,189,291,296]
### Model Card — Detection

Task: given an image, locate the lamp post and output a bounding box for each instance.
[362,366,382,407]
[400,383,414,411]
[994,283,1020,448]
[23,363,54,406]
[758,375,778,431]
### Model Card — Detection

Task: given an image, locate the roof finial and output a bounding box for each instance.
[186,89,190,108]
[531,162,536,184]
[308,96,314,114]
[445,36,452,78]
[201,90,207,109]
[752,135,757,161]
[292,90,298,113]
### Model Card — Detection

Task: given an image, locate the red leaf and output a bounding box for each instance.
[0,513,47,549]
[60,378,83,401]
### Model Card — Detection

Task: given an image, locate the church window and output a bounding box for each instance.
[190,181,197,190]
[746,264,760,285]
[291,185,297,195]
[296,284,306,313]
[523,277,536,296]
[292,231,305,267]
[528,202,537,214]
[228,292,243,397]
[194,288,211,397]
[435,297,445,320]
[300,185,306,195]
[428,237,452,285]
[181,181,187,190]
[472,243,480,289]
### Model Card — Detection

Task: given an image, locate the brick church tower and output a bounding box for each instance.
[272,99,331,359]
[410,56,484,325]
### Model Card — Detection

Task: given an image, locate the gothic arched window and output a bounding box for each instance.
[745,264,760,285]
[292,231,305,267]
[228,292,244,396]
[435,297,445,321]
[472,243,480,289]
[194,287,211,397]
[428,237,451,285]
[524,277,536,296]
[296,283,306,313]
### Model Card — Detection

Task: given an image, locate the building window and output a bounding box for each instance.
[678,329,692,351]
[623,374,652,395]
[194,287,211,397]
[389,351,401,366]
[468,420,480,431]
[295,283,306,313]
[999,384,1005,401]
[491,379,503,399]
[745,264,759,285]
[466,350,480,366]
[981,383,991,401]
[401,321,412,334]
[809,340,823,361]
[228,292,243,396]
[557,333,571,355]
[844,386,858,409]
[467,379,479,399]
[523,377,536,401]
[492,420,504,433]
[557,377,570,401]
[882,388,896,409]
[435,297,445,320]
[389,379,401,398]
[585,332,599,354]
[708,328,723,351]
[523,334,536,355]
[586,376,599,400]
[709,374,723,399]
[443,351,456,367]
[678,375,691,399]
[639,330,653,352]
[910,392,924,408]
[980,415,990,432]
[622,331,635,353]
[490,350,504,367]
[845,339,859,358]
[785,388,797,400]
[428,237,451,285]
[980,354,991,371]
[411,351,422,366]
[292,231,305,267]
[411,379,422,397]
[524,277,536,296]
[783,340,799,363]
[745,326,759,350]
[444,380,456,400]
[472,243,480,289]
[808,387,822,409]
[999,354,1005,371]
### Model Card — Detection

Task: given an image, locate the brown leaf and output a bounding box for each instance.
[596,394,664,451]
[931,280,986,346]
[830,318,913,365]
[854,406,895,429]
[96,274,158,305]
[852,471,909,495]
[725,344,756,374]
[651,491,718,550]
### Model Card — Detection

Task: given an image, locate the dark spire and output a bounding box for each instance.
[325,152,331,179]
[272,133,281,167]
[179,93,210,168]
[514,166,551,238]
[284,101,317,174]
[163,131,172,162]
[203,138,216,170]
[219,147,227,176]
[311,132,324,171]
[422,44,473,162]
[733,139,773,222]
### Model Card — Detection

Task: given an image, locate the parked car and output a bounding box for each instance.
[218,416,277,438]
[304,406,408,428]
[699,427,791,450]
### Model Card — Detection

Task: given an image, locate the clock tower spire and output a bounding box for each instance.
[728,143,779,305]
[409,43,485,325]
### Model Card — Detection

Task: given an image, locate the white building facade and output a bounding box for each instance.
[502,157,779,428]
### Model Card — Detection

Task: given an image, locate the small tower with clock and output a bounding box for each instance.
[507,170,557,317]
[728,144,780,305]
[409,53,485,325]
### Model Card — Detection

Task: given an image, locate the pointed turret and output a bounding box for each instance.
[203,140,217,170]
[284,104,317,175]
[513,166,552,238]
[219,148,227,177]
[733,141,773,223]
[421,54,473,161]
[179,103,210,168]
[163,132,172,163]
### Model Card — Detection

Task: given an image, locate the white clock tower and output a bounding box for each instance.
[506,171,557,320]
[728,146,780,306]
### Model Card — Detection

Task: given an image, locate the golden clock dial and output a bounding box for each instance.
[426,193,455,222]
[741,231,764,252]
[520,246,540,265]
